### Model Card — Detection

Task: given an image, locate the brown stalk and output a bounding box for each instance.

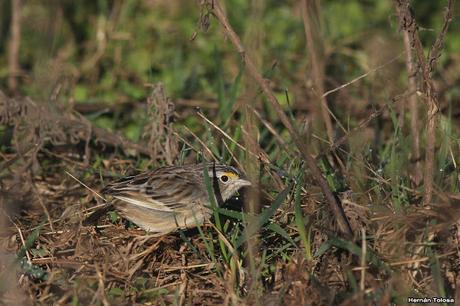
[209,0,353,237]
[242,0,264,297]
[394,0,455,206]
[403,31,422,185]
[301,0,334,143]
[7,0,22,94]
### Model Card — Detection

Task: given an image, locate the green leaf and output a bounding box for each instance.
[267,223,297,247]
[109,287,124,297]
[314,239,333,258]
[71,295,79,306]
[257,183,293,228]
[18,257,48,280]
[17,222,44,259]
[108,211,119,223]
[217,207,244,220]
[74,85,89,103]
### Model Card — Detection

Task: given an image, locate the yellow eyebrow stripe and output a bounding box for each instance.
[224,172,238,179]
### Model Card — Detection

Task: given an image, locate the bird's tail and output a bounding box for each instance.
[83,204,114,226]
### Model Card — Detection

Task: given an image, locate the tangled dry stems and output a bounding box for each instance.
[1,86,459,304]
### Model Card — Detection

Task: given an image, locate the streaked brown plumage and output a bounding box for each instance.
[85,163,251,236]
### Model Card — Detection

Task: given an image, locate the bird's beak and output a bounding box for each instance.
[237,179,252,187]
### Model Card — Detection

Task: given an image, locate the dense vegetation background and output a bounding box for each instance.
[1,0,459,305]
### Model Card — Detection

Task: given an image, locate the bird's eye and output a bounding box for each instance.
[220,175,229,182]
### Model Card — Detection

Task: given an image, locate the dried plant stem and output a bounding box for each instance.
[13,220,31,263]
[301,0,334,143]
[402,31,422,185]
[242,1,264,296]
[423,104,437,206]
[395,0,455,206]
[7,0,22,94]
[210,0,352,237]
[360,227,366,291]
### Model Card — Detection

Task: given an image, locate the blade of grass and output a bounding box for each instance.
[314,236,391,275]
[235,183,293,249]
[217,207,296,247]
[294,169,312,261]
[429,248,447,305]
[266,223,297,247]
[17,221,44,259]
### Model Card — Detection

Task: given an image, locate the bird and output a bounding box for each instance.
[84,163,251,236]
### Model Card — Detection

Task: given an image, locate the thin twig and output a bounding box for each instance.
[65,171,106,202]
[12,221,31,263]
[179,126,218,161]
[322,52,405,98]
[196,110,270,163]
[387,250,456,267]
[301,0,334,142]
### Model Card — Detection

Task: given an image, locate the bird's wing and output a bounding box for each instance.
[112,193,175,212]
[102,170,206,212]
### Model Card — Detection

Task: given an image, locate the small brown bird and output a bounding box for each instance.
[85,163,251,236]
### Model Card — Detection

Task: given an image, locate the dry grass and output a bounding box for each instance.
[2,85,460,304]
[1,1,460,305]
